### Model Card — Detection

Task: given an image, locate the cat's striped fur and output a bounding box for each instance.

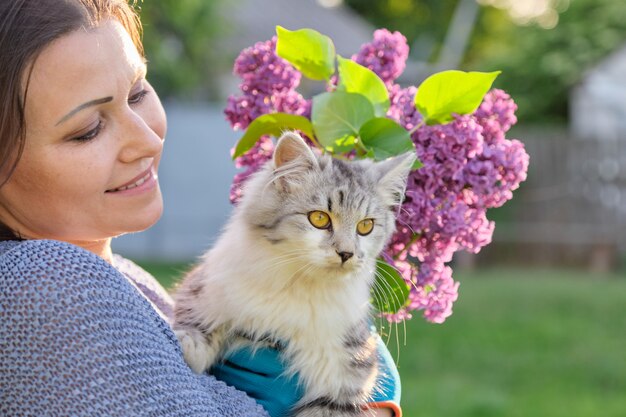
[173,132,415,416]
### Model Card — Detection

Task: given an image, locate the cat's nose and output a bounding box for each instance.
[336,251,354,264]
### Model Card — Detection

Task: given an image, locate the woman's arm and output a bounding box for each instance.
[0,240,268,417]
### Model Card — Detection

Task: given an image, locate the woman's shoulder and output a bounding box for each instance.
[0,238,110,271]
[112,253,176,322]
[0,239,269,417]
[0,239,175,321]
[0,238,178,361]
[0,239,156,317]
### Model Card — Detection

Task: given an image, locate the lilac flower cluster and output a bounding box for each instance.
[352,29,410,87]
[383,86,528,322]
[225,37,310,202]
[224,30,529,323]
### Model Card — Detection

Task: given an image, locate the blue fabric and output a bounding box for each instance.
[212,328,402,417]
[0,239,269,417]
[371,331,402,404]
[212,346,302,417]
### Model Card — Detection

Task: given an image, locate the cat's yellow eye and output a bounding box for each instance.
[308,211,331,229]
[357,219,375,236]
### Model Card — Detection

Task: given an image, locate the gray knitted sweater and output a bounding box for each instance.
[0,239,269,417]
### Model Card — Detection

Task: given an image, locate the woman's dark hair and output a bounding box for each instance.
[0,0,143,240]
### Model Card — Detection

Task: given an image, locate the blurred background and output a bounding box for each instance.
[114,0,626,415]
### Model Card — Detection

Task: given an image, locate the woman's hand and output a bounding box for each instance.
[369,409,393,417]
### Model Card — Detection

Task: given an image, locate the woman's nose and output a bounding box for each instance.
[117,110,164,163]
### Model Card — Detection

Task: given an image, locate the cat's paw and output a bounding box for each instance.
[174,328,218,373]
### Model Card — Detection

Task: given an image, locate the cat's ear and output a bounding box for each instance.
[272,132,318,192]
[374,152,416,208]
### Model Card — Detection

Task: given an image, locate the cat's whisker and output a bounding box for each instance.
[372,277,398,315]
[375,258,421,295]
[367,306,385,339]
[281,261,319,292]
[394,318,402,365]
[373,261,409,357]
[398,205,411,218]
[394,206,418,235]
[372,260,408,346]
[262,251,309,271]
[253,249,310,271]
[372,269,408,352]
[371,280,396,347]
[402,316,407,347]
[396,218,417,235]
[365,292,385,339]
[285,258,316,283]
[369,280,387,322]
[373,269,405,318]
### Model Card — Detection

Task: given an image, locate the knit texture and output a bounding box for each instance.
[0,239,269,417]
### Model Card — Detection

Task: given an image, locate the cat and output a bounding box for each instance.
[173,131,415,416]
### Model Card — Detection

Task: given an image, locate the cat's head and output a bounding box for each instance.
[239,132,415,278]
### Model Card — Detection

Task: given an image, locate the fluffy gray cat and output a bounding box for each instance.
[173,132,415,416]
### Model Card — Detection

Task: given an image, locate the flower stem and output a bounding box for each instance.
[408,121,425,136]
[393,232,421,261]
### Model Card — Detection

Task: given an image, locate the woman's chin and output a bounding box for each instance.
[120,195,164,235]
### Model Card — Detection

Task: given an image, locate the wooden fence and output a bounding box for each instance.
[485,134,626,270]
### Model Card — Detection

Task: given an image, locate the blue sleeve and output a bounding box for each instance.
[371,329,402,404]
[0,240,268,417]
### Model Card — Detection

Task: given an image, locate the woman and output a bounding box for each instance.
[0,1,401,416]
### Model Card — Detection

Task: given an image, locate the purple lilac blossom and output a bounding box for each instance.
[224,31,529,324]
[352,29,409,87]
[224,37,309,133]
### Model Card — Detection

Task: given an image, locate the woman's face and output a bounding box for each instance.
[0,19,166,246]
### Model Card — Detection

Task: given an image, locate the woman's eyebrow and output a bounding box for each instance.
[55,61,146,126]
[55,96,113,126]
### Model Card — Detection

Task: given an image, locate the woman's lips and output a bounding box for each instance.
[106,166,158,194]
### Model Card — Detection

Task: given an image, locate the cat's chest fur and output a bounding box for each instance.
[177,219,376,397]
[186,217,372,346]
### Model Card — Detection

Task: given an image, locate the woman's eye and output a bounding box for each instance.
[356,219,374,236]
[308,211,331,230]
[128,89,149,105]
[72,120,103,142]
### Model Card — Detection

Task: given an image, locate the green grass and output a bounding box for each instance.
[136,260,191,289]
[140,263,626,417]
[389,268,626,417]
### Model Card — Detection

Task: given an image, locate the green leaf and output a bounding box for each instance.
[359,117,416,160]
[232,113,314,159]
[411,158,424,170]
[371,260,410,314]
[275,26,336,81]
[414,70,501,125]
[336,56,390,117]
[311,91,375,152]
